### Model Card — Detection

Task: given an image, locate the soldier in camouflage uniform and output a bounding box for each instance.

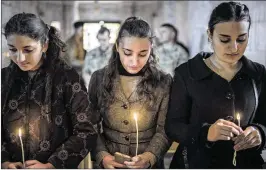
[156,23,189,76]
[82,26,113,87]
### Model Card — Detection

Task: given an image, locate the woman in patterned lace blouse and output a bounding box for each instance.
[88,17,172,169]
[1,13,97,169]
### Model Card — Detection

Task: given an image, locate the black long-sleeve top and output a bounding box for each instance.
[165,52,266,168]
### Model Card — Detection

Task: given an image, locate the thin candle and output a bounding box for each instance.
[18,128,25,168]
[233,113,241,166]
[236,113,240,126]
[133,113,139,156]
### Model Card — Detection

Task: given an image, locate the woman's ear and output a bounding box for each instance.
[207,29,212,42]
[42,41,49,53]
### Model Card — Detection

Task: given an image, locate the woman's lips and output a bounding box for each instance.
[128,66,139,70]
[226,53,239,56]
[18,62,29,66]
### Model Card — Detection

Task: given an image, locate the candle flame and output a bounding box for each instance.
[236,113,240,121]
[133,113,138,121]
[18,128,22,137]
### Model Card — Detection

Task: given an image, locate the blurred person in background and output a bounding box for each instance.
[62,21,86,74]
[157,23,189,76]
[82,26,113,87]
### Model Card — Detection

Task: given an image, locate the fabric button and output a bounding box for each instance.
[123,120,129,125]
[235,76,243,80]
[226,92,233,99]
[125,136,129,141]
[191,138,195,144]
[121,104,128,109]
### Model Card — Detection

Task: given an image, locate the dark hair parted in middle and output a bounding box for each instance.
[208,1,251,35]
[3,13,67,115]
[98,16,168,111]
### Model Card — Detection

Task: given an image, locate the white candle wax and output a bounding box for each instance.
[18,128,25,168]
[133,113,139,156]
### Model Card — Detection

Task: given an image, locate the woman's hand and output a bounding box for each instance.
[102,155,126,169]
[25,160,54,169]
[1,162,23,169]
[124,155,150,169]
[207,119,243,142]
[233,126,262,151]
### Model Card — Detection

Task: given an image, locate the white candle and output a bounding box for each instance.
[233,113,241,166]
[133,113,139,156]
[236,113,240,127]
[18,128,25,168]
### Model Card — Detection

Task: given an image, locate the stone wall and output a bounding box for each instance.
[2,1,266,67]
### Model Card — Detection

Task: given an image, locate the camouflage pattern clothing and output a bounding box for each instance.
[82,44,113,87]
[156,43,189,76]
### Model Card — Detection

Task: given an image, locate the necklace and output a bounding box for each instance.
[120,76,141,100]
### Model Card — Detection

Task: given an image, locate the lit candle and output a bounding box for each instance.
[18,128,25,168]
[236,113,240,127]
[233,113,241,166]
[133,113,139,156]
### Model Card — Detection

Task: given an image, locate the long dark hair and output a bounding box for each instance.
[98,16,167,110]
[4,13,66,64]
[2,13,66,115]
[208,1,251,36]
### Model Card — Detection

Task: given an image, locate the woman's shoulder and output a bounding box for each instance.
[54,60,79,78]
[1,64,15,81]
[154,67,172,88]
[173,52,212,80]
[91,67,106,77]
[1,67,10,82]
[89,67,106,83]
[247,59,265,73]
[1,66,10,75]
[242,56,266,81]
[160,70,172,83]
[51,60,84,85]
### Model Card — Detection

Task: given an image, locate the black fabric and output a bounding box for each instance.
[118,58,145,77]
[165,52,266,168]
[1,59,97,168]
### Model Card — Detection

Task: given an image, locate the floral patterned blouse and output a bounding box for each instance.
[1,60,97,168]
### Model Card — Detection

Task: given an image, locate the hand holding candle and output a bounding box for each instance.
[18,128,25,169]
[133,113,139,157]
[233,113,241,166]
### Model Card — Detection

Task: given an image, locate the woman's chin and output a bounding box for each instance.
[18,65,31,71]
[126,69,141,74]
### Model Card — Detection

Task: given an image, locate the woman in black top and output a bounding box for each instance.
[165,2,266,168]
[1,13,97,169]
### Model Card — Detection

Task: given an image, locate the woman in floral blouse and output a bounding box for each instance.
[1,13,97,169]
